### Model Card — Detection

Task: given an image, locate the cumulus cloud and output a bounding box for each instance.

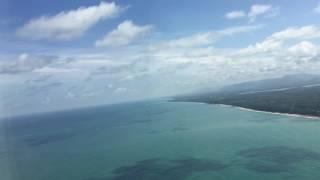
[91,64,131,75]
[154,32,213,49]
[287,41,319,63]
[269,26,320,40]
[95,20,153,47]
[146,25,320,88]
[218,25,264,36]
[113,87,128,94]
[5,23,320,117]
[237,25,320,56]
[0,53,78,75]
[34,67,80,74]
[226,4,278,22]
[248,4,273,22]
[19,53,29,61]
[151,25,263,49]
[288,41,318,55]
[237,39,283,55]
[315,2,320,13]
[25,75,52,84]
[17,2,123,40]
[0,54,58,74]
[225,10,246,19]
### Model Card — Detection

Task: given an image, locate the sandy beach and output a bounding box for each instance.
[216,104,320,120]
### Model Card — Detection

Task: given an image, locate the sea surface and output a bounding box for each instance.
[1,100,320,180]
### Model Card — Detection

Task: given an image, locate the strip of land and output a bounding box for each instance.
[171,86,320,118]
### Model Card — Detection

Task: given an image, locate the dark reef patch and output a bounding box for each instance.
[146,130,163,134]
[243,161,290,173]
[24,133,74,146]
[237,146,320,173]
[85,158,228,180]
[0,150,7,158]
[132,119,154,124]
[171,127,190,132]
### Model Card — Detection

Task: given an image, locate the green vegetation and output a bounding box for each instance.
[172,75,320,117]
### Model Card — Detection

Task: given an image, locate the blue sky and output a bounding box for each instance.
[1,0,320,117]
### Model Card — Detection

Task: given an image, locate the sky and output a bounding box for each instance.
[1,0,320,117]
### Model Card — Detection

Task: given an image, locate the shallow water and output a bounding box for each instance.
[1,100,320,180]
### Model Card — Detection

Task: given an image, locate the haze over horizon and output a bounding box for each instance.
[2,0,320,116]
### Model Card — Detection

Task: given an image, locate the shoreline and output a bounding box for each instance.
[170,100,320,120]
[215,103,320,120]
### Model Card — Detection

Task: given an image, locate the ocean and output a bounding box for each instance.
[1,100,320,180]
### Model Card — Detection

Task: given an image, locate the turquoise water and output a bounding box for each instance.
[1,100,320,180]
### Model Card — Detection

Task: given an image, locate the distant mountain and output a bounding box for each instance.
[172,74,320,117]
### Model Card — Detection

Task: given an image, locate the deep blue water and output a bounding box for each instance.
[1,100,320,180]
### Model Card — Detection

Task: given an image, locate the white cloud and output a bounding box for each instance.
[154,32,213,49]
[269,26,320,40]
[225,11,246,19]
[237,25,320,56]
[288,41,318,58]
[226,4,277,22]
[17,2,123,40]
[248,4,273,22]
[237,39,283,55]
[288,41,317,53]
[151,25,262,49]
[34,67,80,74]
[0,53,80,75]
[315,2,320,14]
[0,54,58,74]
[113,87,128,94]
[95,20,153,47]
[5,25,320,117]
[218,25,264,36]
[19,53,29,61]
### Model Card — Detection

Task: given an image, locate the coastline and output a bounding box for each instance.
[215,103,320,120]
[170,100,320,120]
